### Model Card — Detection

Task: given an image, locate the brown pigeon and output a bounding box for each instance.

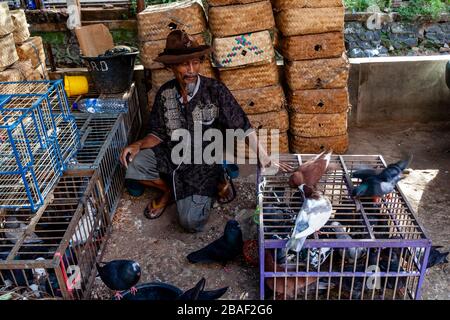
[264,250,316,299]
[288,150,335,189]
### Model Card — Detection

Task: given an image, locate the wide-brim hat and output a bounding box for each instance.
[154,30,212,65]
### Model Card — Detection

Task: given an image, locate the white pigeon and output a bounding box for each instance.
[286,185,332,253]
[72,197,100,246]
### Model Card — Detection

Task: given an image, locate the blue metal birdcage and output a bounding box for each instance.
[0,104,63,211]
[0,80,81,211]
[0,80,80,167]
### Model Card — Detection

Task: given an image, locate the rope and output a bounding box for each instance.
[29,41,48,80]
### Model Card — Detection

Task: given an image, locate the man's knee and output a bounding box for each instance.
[125,148,159,181]
[177,195,212,233]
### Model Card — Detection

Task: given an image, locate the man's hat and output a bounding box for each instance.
[154,30,212,65]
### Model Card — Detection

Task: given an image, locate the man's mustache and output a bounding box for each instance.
[183,73,198,79]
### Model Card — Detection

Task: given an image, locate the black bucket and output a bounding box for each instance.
[82,49,139,94]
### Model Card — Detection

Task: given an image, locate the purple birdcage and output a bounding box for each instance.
[258,154,431,300]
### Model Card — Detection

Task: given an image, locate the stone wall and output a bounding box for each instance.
[345,14,449,58]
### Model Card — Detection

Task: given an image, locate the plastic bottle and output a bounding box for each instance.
[77,98,128,114]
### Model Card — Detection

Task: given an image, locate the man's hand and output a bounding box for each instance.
[120,143,141,168]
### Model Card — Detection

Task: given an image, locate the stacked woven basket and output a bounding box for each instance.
[274,0,350,154]
[0,5,48,82]
[137,0,216,111]
[209,0,289,158]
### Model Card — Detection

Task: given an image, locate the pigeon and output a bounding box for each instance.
[0,216,43,245]
[96,260,141,300]
[286,185,332,253]
[187,220,243,265]
[264,251,330,299]
[427,246,449,269]
[330,221,366,262]
[72,198,99,246]
[368,248,406,290]
[352,156,413,199]
[289,150,334,188]
[116,278,228,301]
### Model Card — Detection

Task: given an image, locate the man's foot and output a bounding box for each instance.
[143,192,172,220]
[217,181,235,204]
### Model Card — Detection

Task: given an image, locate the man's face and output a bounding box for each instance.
[171,58,202,87]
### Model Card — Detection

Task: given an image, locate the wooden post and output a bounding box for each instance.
[137,0,146,14]
[66,0,81,30]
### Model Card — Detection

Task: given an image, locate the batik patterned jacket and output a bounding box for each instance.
[147,75,253,200]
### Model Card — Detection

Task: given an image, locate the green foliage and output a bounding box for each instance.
[344,0,392,12]
[130,0,180,17]
[396,0,448,21]
[344,0,448,21]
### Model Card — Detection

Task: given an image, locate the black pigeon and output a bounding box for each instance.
[116,278,228,301]
[187,220,243,265]
[427,246,449,269]
[178,278,229,300]
[177,278,205,300]
[96,259,141,299]
[352,156,413,198]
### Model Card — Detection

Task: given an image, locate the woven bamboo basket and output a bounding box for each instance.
[151,68,174,89]
[289,112,347,137]
[247,108,289,131]
[29,64,47,80]
[290,133,348,154]
[285,54,349,90]
[0,2,14,37]
[11,10,30,44]
[0,60,36,85]
[0,65,24,82]
[275,6,344,36]
[16,36,46,70]
[208,1,275,38]
[0,34,19,71]
[140,33,206,69]
[232,84,285,115]
[218,59,278,90]
[280,31,344,61]
[288,88,349,114]
[213,31,274,69]
[17,60,37,80]
[151,60,216,90]
[236,130,289,160]
[272,0,343,11]
[207,0,261,6]
[137,0,207,42]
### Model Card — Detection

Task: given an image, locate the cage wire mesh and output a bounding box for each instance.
[258,154,431,300]
[0,79,142,299]
[68,82,142,218]
[0,170,111,300]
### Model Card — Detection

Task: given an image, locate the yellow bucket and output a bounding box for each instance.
[64,75,89,97]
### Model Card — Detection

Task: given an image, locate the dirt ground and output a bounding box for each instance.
[92,120,450,300]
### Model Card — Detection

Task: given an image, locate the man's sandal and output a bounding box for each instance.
[217,179,236,205]
[143,199,171,220]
